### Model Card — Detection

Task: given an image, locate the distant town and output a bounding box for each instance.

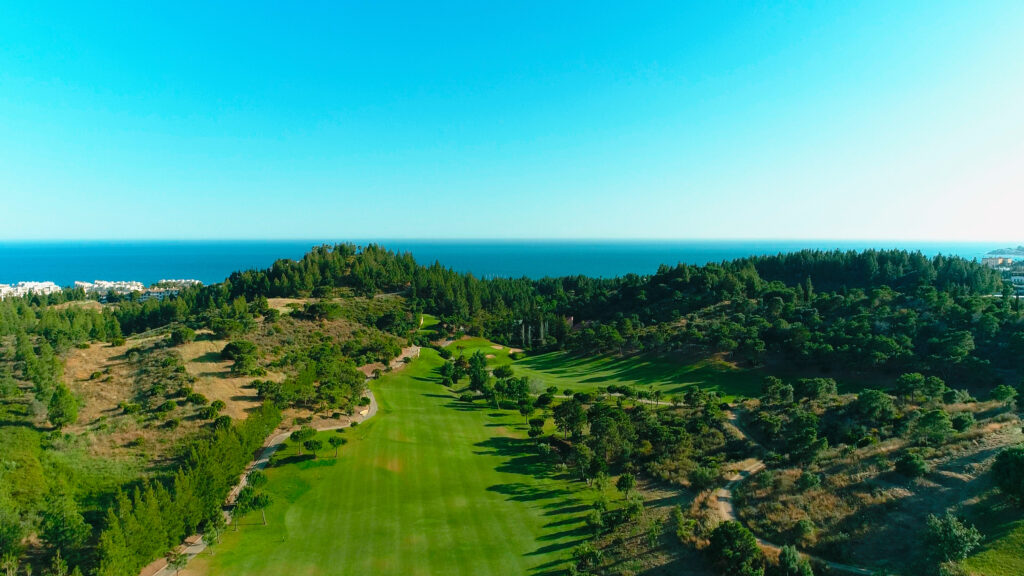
[0,278,202,300]
[983,246,1024,294]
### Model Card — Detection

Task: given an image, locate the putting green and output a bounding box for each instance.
[191,347,603,576]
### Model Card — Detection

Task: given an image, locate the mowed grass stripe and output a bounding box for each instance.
[192,347,601,576]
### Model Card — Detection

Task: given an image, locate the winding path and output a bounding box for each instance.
[715,410,883,576]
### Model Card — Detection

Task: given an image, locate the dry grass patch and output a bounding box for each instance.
[64,342,134,427]
[177,332,276,419]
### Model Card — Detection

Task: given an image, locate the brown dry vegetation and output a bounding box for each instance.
[176,332,275,419]
[735,401,1023,572]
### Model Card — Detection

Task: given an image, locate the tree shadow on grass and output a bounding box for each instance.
[474,436,560,478]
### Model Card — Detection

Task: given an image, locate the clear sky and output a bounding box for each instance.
[1,2,1023,241]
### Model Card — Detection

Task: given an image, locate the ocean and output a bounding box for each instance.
[0,240,1002,287]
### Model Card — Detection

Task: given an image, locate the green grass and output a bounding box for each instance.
[512,350,763,401]
[961,490,1024,576]
[417,313,440,337]
[195,347,605,576]
[446,336,763,400]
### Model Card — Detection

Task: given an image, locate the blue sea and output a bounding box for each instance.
[0,240,1003,287]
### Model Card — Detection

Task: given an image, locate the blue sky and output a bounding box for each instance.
[1,1,1023,240]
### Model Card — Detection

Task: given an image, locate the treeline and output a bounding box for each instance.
[99,243,1018,389]
[94,402,281,576]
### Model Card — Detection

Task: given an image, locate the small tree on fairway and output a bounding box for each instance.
[304,439,323,459]
[290,426,316,455]
[250,493,273,526]
[328,435,346,457]
[616,473,635,498]
[924,512,981,563]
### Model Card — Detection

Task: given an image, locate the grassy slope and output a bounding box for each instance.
[448,337,762,401]
[192,347,604,576]
[962,490,1024,576]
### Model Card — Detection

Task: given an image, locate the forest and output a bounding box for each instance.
[1,243,1021,576]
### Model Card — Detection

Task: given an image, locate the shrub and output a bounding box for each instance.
[913,409,954,445]
[689,465,721,491]
[924,512,981,562]
[437,347,452,359]
[796,470,821,491]
[992,384,1018,406]
[895,451,929,478]
[187,392,208,405]
[993,445,1024,502]
[951,412,975,432]
[221,340,257,360]
[169,325,196,346]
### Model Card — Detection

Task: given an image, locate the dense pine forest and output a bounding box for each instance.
[1,244,1021,576]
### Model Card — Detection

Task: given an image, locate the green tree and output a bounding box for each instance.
[290,426,316,455]
[304,439,324,459]
[993,445,1024,502]
[166,551,187,575]
[707,521,764,576]
[895,452,929,478]
[913,409,954,445]
[854,389,898,423]
[48,384,78,430]
[991,384,1017,406]
[924,512,981,562]
[41,486,90,559]
[553,399,586,439]
[774,545,813,576]
[616,473,635,498]
[169,325,195,346]
[328,435,347,457]
[249,492,273,526]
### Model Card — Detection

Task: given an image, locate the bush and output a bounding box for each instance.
[913,409,954,445]
[796,470,821,491]
[895,451,929,478]
[221,340,257,360]
[993,445,1024,502]
[924,512,981,562]
[689,465,720,491]
[951,412,975,432]
[169,325,196,346]
[187,392,208,405]
[437,347,452,360]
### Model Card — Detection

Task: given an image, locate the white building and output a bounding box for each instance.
[75,280,146,295]
[0,281,62,300]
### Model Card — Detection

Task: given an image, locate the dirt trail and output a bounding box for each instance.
[141,350,408,576]
[715,410,883,576]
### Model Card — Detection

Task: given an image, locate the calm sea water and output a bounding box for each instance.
[0,240,1001,287]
